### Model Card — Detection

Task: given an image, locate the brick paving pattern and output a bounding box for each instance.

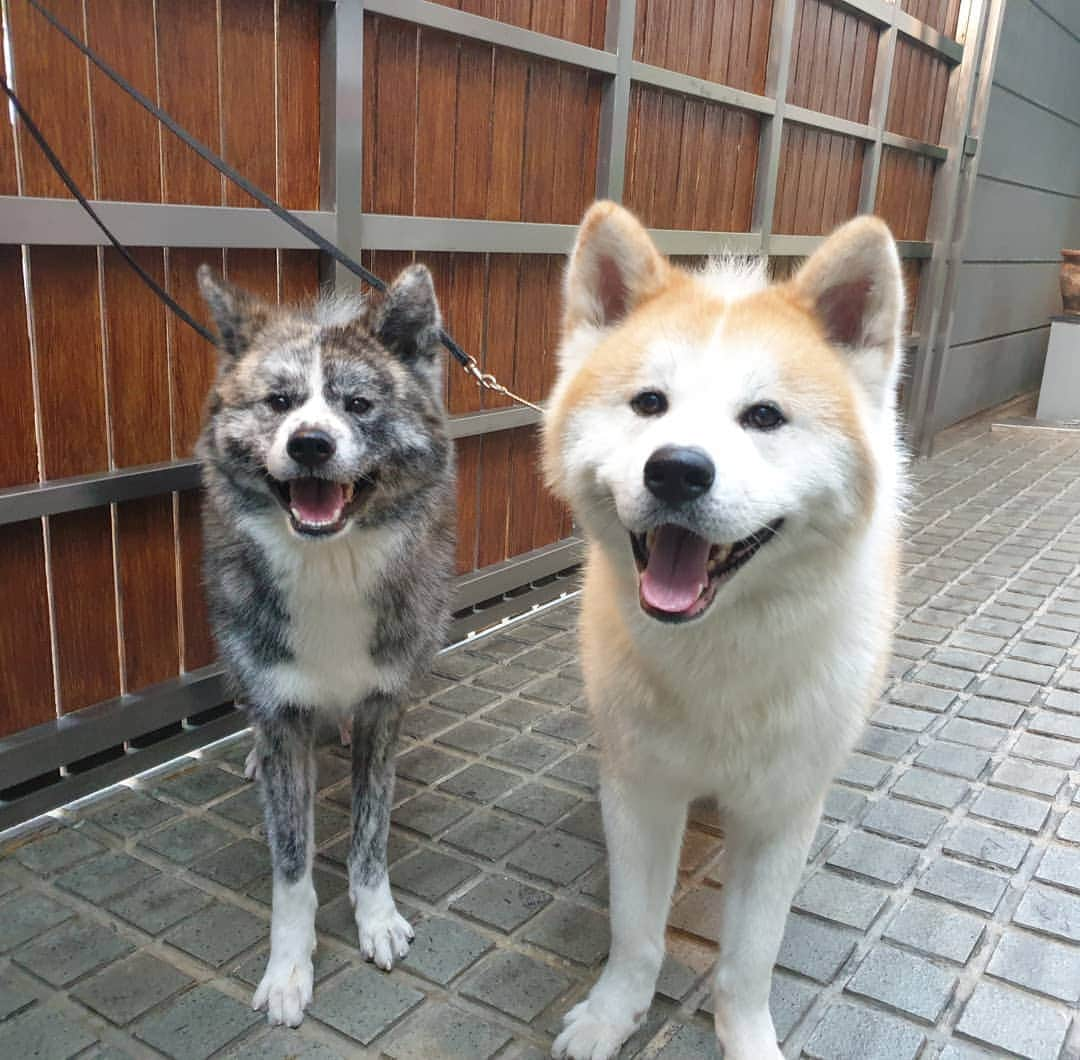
[4,426,1080,1058]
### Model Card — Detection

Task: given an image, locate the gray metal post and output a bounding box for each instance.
[597,0,636,201]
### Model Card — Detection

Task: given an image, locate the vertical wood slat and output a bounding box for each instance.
[0,246,39,488]
[277,0,322,210]
[0,20,18,195]
[875,147,937,241]
[0,523,56,737]
[429,0,605,47]
[887,37,951,144]
[178,490,215,671]
[773,126,863,235]
[8,0,93,199]
[86,0,162,202]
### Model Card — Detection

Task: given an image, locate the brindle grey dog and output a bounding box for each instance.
[196,265,454,1027]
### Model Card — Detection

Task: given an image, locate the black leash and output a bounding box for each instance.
[6,0,544,411]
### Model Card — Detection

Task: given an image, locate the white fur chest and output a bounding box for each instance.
[241,514,403,713]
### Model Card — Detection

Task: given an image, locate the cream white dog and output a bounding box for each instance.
[543,203,904,1060]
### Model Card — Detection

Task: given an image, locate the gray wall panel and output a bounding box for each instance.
[950,262,1063,345]
[963,178,1080,262]
[993,0,1080,122]
[1031,0,1080,39]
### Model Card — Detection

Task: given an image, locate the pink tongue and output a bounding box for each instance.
[289,479,346,525]
[640,525,711,613]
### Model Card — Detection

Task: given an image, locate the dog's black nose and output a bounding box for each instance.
[287,429,336,467]
[644,446,715,505]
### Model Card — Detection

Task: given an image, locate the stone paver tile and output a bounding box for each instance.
[0,1005,98,1060]
[995,658,1055,684]
[106,874,212,935]
[51,850,156,904]
[892,767,970,809]
[1034,843,1080,894]
[488,734,565,773]
[1012,641,1066,666]
[932,647,991,673]
[768,973,816,1042]
[857,726,917,760]
[1029,710,1080,742]
[233,946,345,989]
[826,831,920,886]
[444,811,536,861]
[558,801,604,845]
[845,943,956,1024]
[793,871,888,930]
[883,894,985,963]
[459,950,572,1023]
[870,705,937,733]
[13,916,133,987]
[400,915,492,985]
[432,651,496,681]
[837,753,892,790]
[392,849,480,901]
[137,816,233,864]
[939,717,1007,751]
[913,742,990,780]
[431,684,502,716]
[522,901,610,966]
[823,786,869,823]
[987,929,1080,1003]
[917,856,1008,915]
[154,764,244,805]
[210,786,264,828]
[0,968,40,1021]
[223,1032,344,1060]
[72,951,194,1025]
[969,788,1050,834]
[507,831,603,886]
[520,675,582,706]
[13,827,104,875]
[990,759,1066,798]
[450,874,552,933]
[544,752,599,792]
[532,710,592,744]
[944,820,1030,871]
[862,798,947,847]
[890,682,957,711]
[951,631,1007,654]
[403,705,459,740]
[483,698,551,729]
[309,964,424,1045]
[190,838,269,890]
[653,1021,718,1058]
[135,983,261,1060]
[1014,732,1080,768]
[437,721,514,755]
[396,746,468,785]
[381,1000,512,1060]
[393,792,473,838]
[1027,625,1078,648]
[956,980,1068,1060]
[803,1001,924,1060]
[438,764,519,804]
[976,676,1040,705]
[656,955,700,1003]
[775,912,856,984]
[474,664,538,694]
[163,901,266,967]
[87,791,182,836]
[959,697,1024,728]
[909,663,973,691]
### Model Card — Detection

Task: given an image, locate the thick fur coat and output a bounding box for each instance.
[543,204,904,1060]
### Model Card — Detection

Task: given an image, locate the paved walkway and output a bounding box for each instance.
[5,424,1080,1060]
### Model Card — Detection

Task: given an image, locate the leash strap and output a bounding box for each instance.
[11,0,544,413]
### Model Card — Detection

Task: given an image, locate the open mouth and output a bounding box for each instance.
[267,475,377,537]
[630,519,784,623]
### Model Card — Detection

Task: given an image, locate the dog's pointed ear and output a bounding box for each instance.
[790,216,904,403]
[197,265,271,359]
[375,264,443,362]
[564,201,669,333]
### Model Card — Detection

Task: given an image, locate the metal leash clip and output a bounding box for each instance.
[462,355,545,414]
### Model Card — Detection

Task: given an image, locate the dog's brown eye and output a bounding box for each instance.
[631,390,667,417]
[346,395,372,415]
[267,393,292,413]
[740,402,786,431]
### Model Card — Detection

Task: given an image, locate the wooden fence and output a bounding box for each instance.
[0,0,998,824]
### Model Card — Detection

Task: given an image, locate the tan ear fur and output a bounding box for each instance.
[563,201,669,333]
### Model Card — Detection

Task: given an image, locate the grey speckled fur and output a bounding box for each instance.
[195,265,454,1021]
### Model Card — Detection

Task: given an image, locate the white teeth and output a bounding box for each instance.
[343,483,355,503]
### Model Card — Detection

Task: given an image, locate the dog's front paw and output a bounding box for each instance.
[243,746,260,780]
[252,956,314,1027]
[357,906,413,971]
[552,999,636,1060]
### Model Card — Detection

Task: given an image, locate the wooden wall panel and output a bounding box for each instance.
[116,496,179,691]
[277,0,322,210]
[899,0,963,37]
[772,125,862,235]
[86,0,162,202]
[0,23,16,196]
[875,147,937,240]
[0,523,56,737]
[625,85,759,231]
[787,0,877,123]
[901,259,922,335]
[0,247,39,488]
[225,249,279,303]
[49,508,120,713]
[887,37,951,144]
[29,247,109,479]
[178,491,215,671]
[429,0,606,48]
[279,251,323,305]
[104,249,171,468]
[222,0,277,207]
[455,436,481,573]
[363,16,602,222]
[635,0,773,94]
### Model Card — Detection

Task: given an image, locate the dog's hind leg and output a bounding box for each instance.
[710,806,821,1060]
[250,708,318,1027]
[552,775,685,1060]
[349,692,413,970]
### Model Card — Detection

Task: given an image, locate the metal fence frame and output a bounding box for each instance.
[0,0,1001,825]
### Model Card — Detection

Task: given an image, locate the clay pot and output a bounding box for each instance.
[1062,250,1080,315]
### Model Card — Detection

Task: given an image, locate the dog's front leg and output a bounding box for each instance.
[711,806,821,1060]
[553,775,686,1060]
[349,692,413,969]
[251,707,317,1027]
